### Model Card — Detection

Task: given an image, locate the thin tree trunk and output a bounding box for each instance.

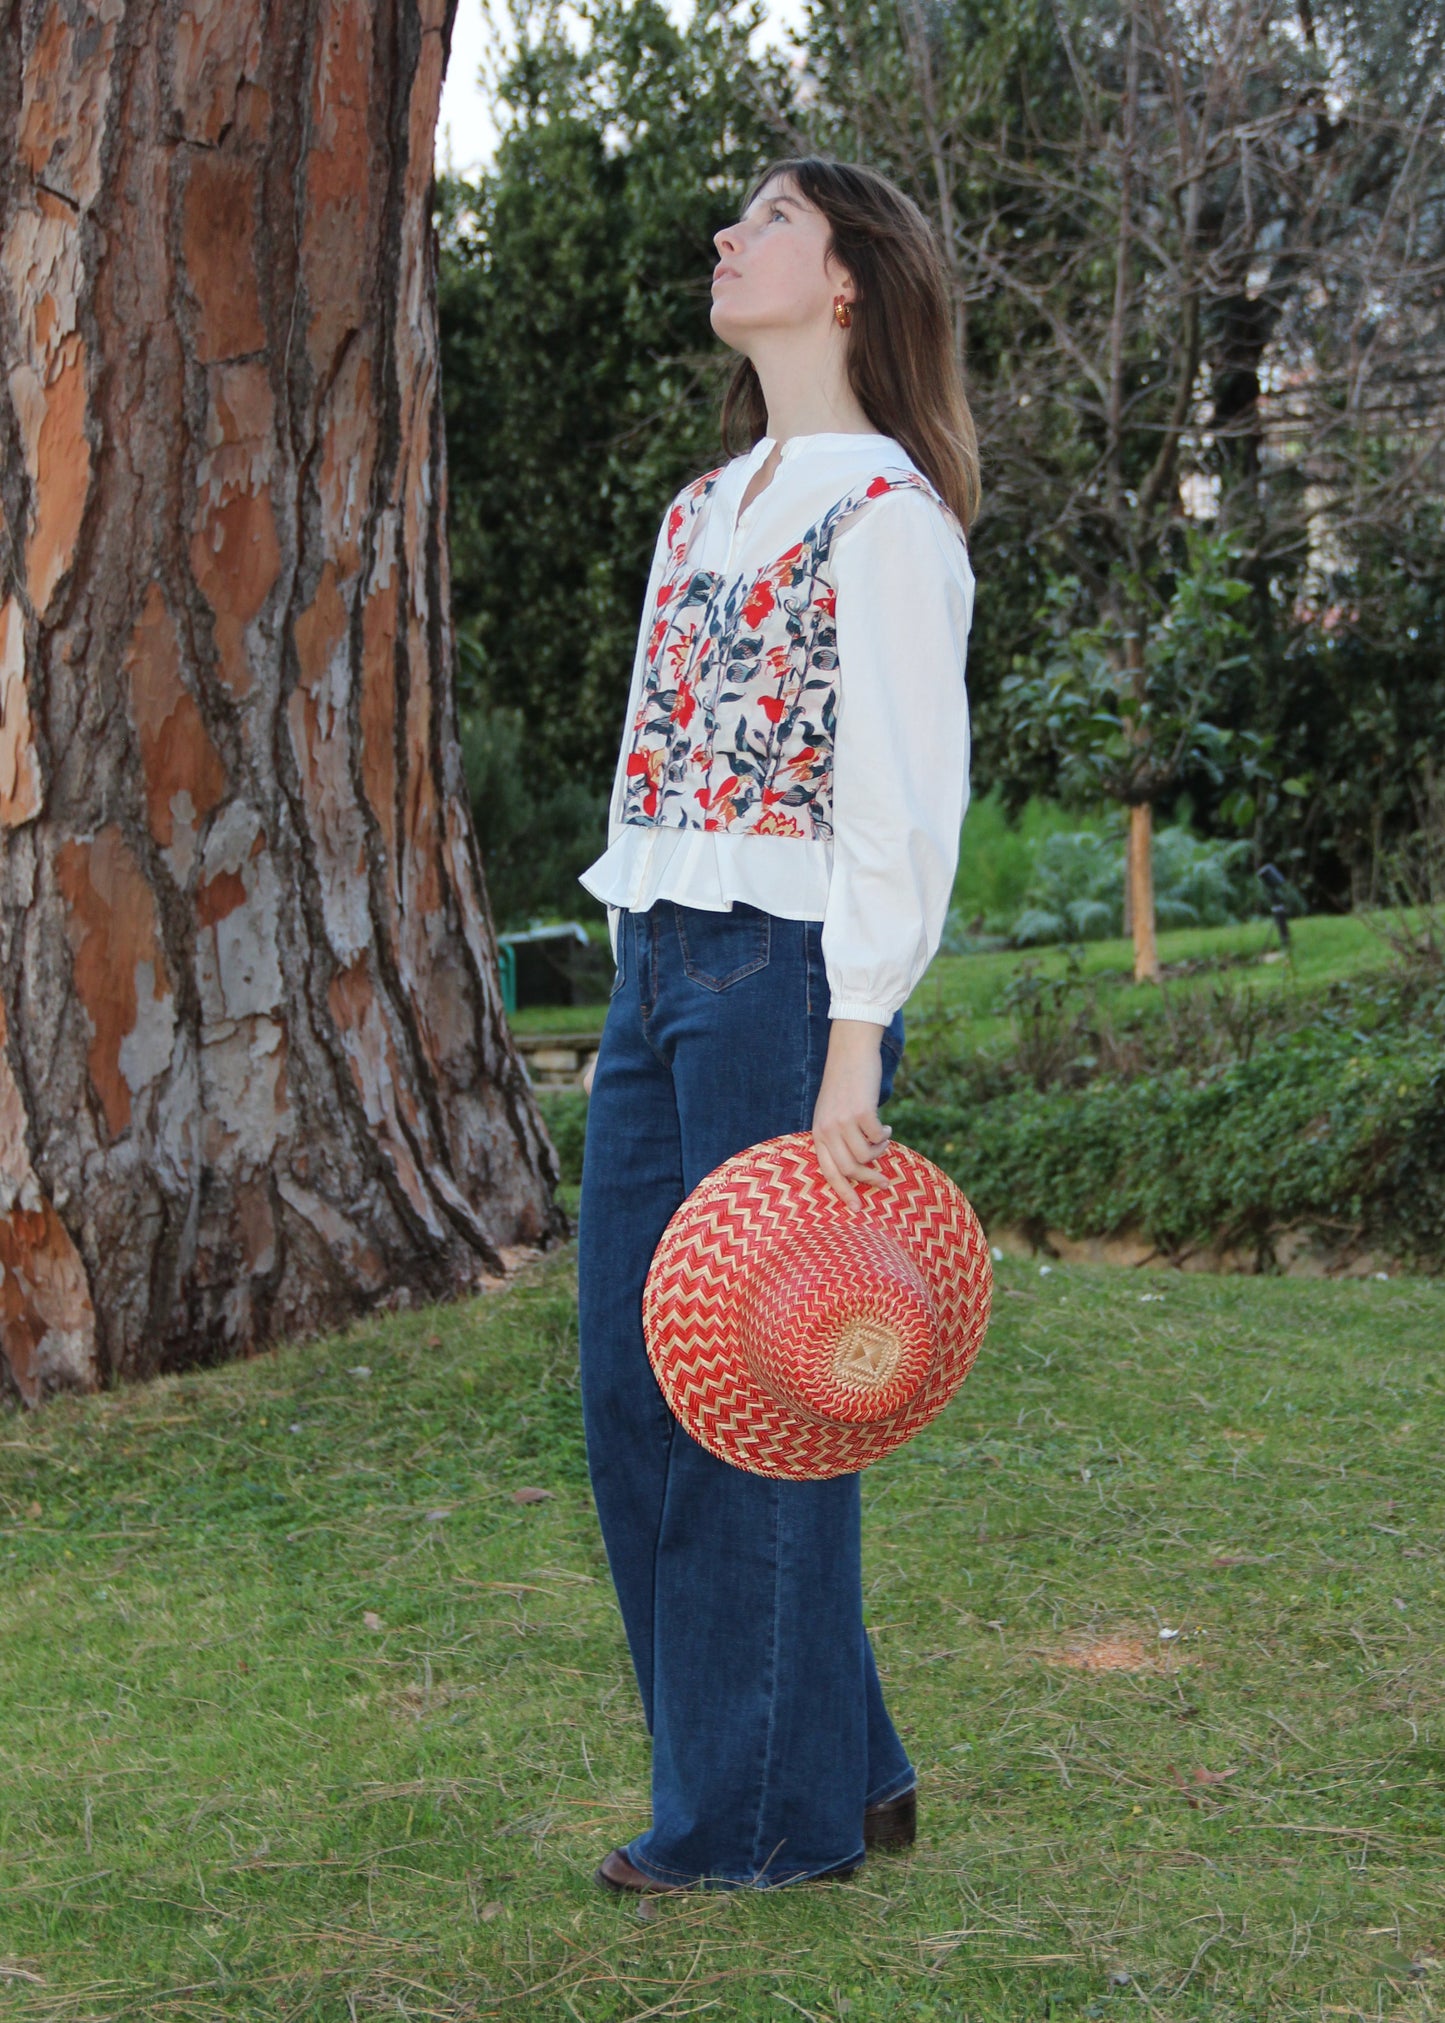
[0,0,563,1404]
[1128,802,1158,983]
[1124,622,1158,983]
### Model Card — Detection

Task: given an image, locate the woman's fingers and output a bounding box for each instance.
[813,1131,862,1213]
[840,1115,890,1168]
[813,1114,894,1209]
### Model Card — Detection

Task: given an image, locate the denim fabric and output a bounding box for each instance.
[577,898,914,1888]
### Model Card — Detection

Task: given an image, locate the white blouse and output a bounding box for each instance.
[578,431,975,1026]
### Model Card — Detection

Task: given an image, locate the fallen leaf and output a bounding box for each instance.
[363,1611,384,1631]
[480,1903,504,1921]
[512,1487,554,1506]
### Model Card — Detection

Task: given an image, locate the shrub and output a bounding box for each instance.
[885,1022,1442,1265]
[536,1090,588,1187]
[459,703,609,932]
[540,960,1445,1269]
[1006,824,1266,947]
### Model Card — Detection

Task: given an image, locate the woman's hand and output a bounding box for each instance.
[582,1053,597,1097]
[811,1018,892,1211]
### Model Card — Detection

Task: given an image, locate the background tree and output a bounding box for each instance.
[0,0,561,1404]
[436,0,792,924]
[433,0,1444,935]
[767,0,1445,969]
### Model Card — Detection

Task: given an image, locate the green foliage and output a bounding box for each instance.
[1213,500,1445,908]
[537,1086,588,1185]
[1010,825,1261,946]
[458,689,609,929]
[889,1019,1443,1266]
[436,0,787,792]
[998,528,1266,815]
[884,924,1445,1263]
[947,789,1114,933]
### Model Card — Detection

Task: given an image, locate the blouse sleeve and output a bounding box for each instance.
[599,509,675,961]
[821,488,975,1025]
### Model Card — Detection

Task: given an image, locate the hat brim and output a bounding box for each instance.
[643,1131,992,1479]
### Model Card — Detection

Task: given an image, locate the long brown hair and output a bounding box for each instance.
[718,156,981,536]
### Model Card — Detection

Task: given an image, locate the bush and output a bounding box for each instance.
[543,958,1445,1270]
[1002,823,1267,947]
[536,1090,588,1188]
[948,790,1114,932]
[459,703,609,932]
[886,1020,1442,1264]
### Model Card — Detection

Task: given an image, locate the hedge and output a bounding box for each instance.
[537,1024,1445,1270]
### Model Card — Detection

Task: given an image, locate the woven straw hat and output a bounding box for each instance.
[643,1132,992,1480]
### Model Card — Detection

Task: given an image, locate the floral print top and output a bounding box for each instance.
[580,432,976,1026]
[621,467,958,843]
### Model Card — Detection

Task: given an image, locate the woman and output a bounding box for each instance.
[575,155,980,1893]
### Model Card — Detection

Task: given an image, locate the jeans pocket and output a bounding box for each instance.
[676,903,772,991]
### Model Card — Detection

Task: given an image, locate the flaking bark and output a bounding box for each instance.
[0,0,564,1403]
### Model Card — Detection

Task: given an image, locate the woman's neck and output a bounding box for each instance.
[749,336,876,444]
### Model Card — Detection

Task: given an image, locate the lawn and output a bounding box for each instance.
[1,1254,1441,2020]
[511,911,1409,1056]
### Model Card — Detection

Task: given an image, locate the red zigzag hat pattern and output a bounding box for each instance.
[643,1132,992,1480]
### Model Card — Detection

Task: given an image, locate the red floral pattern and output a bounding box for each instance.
[621,467,956,841]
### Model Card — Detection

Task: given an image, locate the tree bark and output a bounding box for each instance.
[0,0,564,1405]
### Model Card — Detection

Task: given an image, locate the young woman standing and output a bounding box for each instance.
[575,156,981,1892]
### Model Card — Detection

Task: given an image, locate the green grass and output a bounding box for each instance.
[2,1256,1442,2019]
[510,911,1405,1049]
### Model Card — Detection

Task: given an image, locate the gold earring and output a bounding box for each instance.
[834,297,853,329]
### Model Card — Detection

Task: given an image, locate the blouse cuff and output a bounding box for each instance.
[826,998,893,1027]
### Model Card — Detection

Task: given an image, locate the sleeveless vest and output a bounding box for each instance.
[622,465,964,844]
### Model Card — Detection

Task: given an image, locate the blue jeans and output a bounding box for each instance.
[576,899,915,1888]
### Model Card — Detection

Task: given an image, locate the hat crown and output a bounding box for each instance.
[737,1222,938,1427]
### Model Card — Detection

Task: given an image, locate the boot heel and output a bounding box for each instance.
[863,1785,917,1850]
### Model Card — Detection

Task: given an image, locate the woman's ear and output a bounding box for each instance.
[825,252,857,309]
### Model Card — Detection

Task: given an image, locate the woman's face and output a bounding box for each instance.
[709,176,851,349]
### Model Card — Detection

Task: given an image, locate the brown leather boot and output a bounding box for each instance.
[863,1785,917,1850]
[595,1848,690,1894]
[594,1846,864,1894]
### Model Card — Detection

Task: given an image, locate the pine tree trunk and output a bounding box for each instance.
[0,0,563,1404]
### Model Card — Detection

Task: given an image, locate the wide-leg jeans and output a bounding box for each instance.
[576,898,916,1888]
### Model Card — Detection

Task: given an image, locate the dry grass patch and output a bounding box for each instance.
[1041,1628,1200,1674]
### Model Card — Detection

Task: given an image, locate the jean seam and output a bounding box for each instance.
[864,1768,917,1809]
[800,920,816,1129]
[748,1481,784,1873]
[647,1409,680,1740]
[638,905,671,1069]
[622,1841,865,1889]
